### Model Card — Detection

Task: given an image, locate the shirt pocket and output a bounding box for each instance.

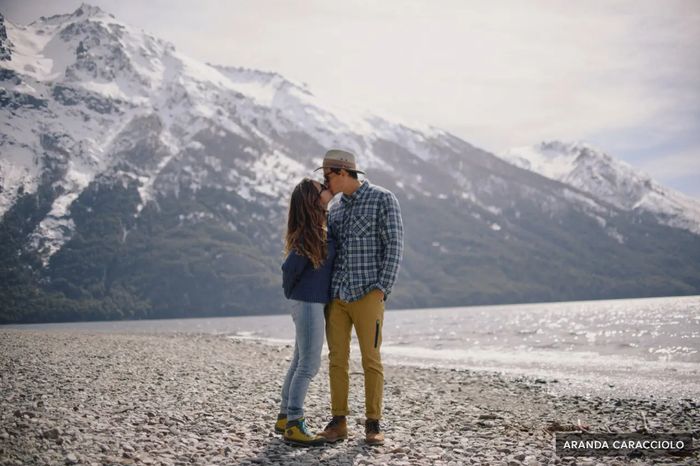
[351,214,373,238]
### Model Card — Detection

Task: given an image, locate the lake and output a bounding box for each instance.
[5,295,699,399]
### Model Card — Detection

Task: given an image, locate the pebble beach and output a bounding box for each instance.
[1,329,697,465]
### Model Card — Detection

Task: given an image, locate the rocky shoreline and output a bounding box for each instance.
[1,330,697,465]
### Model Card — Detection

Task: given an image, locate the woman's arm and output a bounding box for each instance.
[282,251,310,298]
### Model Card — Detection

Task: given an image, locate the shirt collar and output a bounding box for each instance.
[341,180,369,204]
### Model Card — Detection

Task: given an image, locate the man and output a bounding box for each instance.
[315,149,404,446]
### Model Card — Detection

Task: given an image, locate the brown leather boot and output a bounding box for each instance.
[317,415,347,443]
[365,419,384,445]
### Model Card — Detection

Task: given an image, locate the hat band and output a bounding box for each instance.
[324,160,357,171]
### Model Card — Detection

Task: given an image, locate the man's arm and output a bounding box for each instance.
[375,191,404,299]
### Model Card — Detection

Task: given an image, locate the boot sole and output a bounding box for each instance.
[322,435,347,444]
[283,438,326,448]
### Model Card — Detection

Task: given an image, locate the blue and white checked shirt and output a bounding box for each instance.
[328,180,404,302]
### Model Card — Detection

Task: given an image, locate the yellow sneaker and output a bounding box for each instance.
[274,413,287,434]
[283,418,326,447]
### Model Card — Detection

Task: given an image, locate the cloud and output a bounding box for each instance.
[642,148,700,199]
[639,147,700,180]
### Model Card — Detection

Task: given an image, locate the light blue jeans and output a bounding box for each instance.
[280,301,325,421]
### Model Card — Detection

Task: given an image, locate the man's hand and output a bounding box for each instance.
[372,289,385,302]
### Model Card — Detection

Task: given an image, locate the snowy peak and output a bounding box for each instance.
[211,65,312,97]
[208,63,384,156]
[503,141,654,206]
[502,141,700,235]
[32,3,114,26]
[501,141,608,180]
[210,64,319,111]
[3,4,175,100]
[70,3,112,20]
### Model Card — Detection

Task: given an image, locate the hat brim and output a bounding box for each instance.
[314,165,365,175]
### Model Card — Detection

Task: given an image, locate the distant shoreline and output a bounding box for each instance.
[1,330,697,465]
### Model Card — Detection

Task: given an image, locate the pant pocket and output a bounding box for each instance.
[373,319,380,348]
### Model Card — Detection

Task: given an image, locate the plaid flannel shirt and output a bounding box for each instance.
[328,180,404,302]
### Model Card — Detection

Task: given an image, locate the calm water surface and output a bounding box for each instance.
[5,295,699,399]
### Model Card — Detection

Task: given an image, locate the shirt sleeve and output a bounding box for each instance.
[376,191,404,298]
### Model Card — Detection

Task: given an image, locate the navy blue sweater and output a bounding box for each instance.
[282,237,336,303]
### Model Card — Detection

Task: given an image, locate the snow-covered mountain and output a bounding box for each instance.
[1,4,699,323]
[501,141,700,235]
[0,4,450,260]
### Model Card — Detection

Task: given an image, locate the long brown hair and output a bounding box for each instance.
[284,178,327,269]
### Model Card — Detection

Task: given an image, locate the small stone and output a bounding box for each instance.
[42,428,61,440]
[65,453,78,464]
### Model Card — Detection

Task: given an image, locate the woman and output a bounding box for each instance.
[275,178,335,447]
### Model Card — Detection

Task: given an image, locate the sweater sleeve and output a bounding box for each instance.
[282,251,310,299]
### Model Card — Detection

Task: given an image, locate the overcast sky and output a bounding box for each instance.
[3,0,699,197]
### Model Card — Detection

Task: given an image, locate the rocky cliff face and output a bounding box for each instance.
[1,4,699,323]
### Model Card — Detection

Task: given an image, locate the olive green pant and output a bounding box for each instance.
[325,291,384,420]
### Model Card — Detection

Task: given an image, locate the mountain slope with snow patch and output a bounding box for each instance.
[501,141,700,235]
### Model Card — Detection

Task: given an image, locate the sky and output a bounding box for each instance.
[2,0,699,197]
